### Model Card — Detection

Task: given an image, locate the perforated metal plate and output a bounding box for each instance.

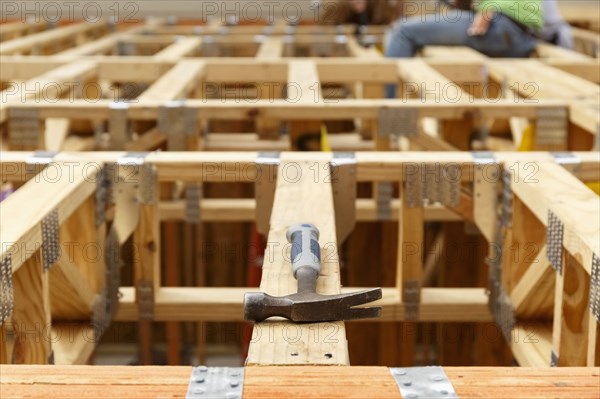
[41,209,60,271]
[547,210,564,273]
[186,366,245,399]
[589,254,600,323]
[0,255,13,325]
[390,367,458,398]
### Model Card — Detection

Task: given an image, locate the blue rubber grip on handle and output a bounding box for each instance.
[287,224,320,276]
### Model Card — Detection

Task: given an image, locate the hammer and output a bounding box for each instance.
[244,224,382,322]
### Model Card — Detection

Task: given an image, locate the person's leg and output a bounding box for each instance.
[467,14,537,58]
[384,9,474,97]
[385,9,475,58]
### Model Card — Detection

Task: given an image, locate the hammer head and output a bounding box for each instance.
[244,288,382,322]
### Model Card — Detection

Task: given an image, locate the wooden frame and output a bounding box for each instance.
[1,151,598,367]
[1,19,599,154]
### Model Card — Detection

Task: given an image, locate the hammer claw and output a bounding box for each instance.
[340,288,383,307]
[342,306,382,320]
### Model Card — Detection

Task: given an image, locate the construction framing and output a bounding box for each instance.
[0,151,598,368]
[1,19,599,155]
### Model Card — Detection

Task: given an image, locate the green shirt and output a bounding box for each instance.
[477,0,543,29]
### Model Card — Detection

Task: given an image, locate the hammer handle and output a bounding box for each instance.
[287,224,320,277]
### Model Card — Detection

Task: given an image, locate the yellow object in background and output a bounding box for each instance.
[518,124,535,151]
[320,124,331,152]
[587,182,600,195]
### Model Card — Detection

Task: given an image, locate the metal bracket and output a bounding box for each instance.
[94,227,123,339]
[390,367,458,398]
[331,153,356,243]
[379,107,418,139]
[403,280,420,321]
[185,184,202,225]
[501,170,513,228]
[472,153,500,243]
[589,254,600,323]
[137,280,154,320]
[91,293,109,339]
[117,41,137,56]
[405,164,424,208]
[550,351,558,367]
[547,210,564,274]
[8,108,41,149]
[95,165,113,228]
[536,107,568,148]
[552,152,581,175]
[404,164,461,208]
[25,151,58,177]
[186,366,245,399]
[255,152,280,236]
[0,255,13,326]
[41,209,60,271]
[117,153,157,205]
[495,287,515,343]
[158,101,199,150]
[376,182,393,221]
[109,102,131,150]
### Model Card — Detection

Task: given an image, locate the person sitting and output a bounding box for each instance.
[540,0,574,49]
[384,0,543,59]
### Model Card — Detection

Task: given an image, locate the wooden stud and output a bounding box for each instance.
[246,154,348,366]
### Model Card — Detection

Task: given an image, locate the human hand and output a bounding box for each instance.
[468,10,493,36]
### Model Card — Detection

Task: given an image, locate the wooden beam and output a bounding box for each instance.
[511,162,599,275]
[0,162,98,273]
[8,98,570,123]
[11,250,51,364]
[51,324,95,365]
[510,246,554,319]
[114,286,492,322]
[1,60,97,123]
[153,37,202,61]
[246,153,348,366]
[1,365,599,398]
[488,59,600,138]
[158,198,462,223]
[137,59,205,102]
[0,21,107,55]
[255,37,284,59]
[510,323,553,367]
[556,252,592,366]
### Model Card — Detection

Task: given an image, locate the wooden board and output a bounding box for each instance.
[0,366,599,399]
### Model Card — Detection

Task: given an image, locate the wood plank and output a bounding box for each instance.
[5,98,570,123]
[246,153,347,365]
[137,59,205,102]
[511,162,599,275]
[558,252,591,366]
[255,37,284,59]
[0,162,99,273]
[1,59,97,123]
[536,42,592,60]
[0,366,599,398]
[115,287,492,322]
[11,250,51,364]
[0,22,106,55]
[510,246,554,319]
[158,198,461,222]
[153,37,202,61]
[51,324,95,365]
[44,119,70,152]
[488,59,600,137]
[510,323,553,367]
